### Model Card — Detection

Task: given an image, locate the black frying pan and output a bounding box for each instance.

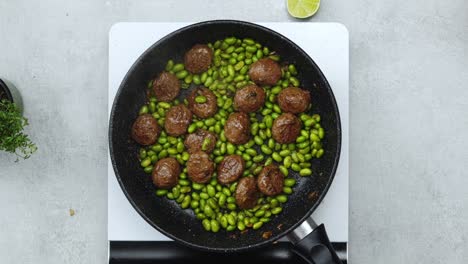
[109,20,342,264]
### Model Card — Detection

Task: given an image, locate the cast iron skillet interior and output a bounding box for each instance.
[109,20,341,252]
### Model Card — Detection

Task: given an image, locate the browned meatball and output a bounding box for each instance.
[152,157,180,189]
[184,129,217,154]
[187,87,217,119]
[217,155,245,185]
[234,84,266,113]
[152,72,181,102]
[277,87,311,114]
[272,113,302,144]
[235,177,259,209]
[131,114,161,145]
[187,151,215,184]
[184,44,213,74]
[224,112,251,145]
[164,105,193,136]
[248,58,282,86]
[257,165,284,196]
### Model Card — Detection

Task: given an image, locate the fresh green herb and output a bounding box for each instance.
[0,100,37,160]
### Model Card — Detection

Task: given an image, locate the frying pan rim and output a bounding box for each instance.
[109,19,342,253]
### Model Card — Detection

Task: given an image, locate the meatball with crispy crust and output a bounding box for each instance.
[152,72,180,102]
[217,155,245,185]
[224,112,251,145]
[248,58,282,86]
[234,84,266,113]
[131,114,161,145]
[187,151,215,184]
[164,104,193,136]
[152,158,180,189]
[187,87,218,119]
[277,87,311,114]
[184,44,213,74]
[271,113,302,144]
[235,177,259,209]
[257,165,284,196]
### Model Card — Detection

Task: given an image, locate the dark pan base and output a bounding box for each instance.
[109,20,341,252]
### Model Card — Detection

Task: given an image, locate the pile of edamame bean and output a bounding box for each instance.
[137,37,325,233]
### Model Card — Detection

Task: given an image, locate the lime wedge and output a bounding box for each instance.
[287,0,320,19]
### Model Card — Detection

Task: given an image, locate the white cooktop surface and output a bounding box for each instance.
[108,22,349,242]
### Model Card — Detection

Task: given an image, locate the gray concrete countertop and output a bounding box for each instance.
[0,1,467,263]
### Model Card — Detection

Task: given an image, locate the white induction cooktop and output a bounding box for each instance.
[108,22,349,242]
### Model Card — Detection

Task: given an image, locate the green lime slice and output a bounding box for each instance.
[287,0,320,19]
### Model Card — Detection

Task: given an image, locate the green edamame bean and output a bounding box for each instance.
[192,183,204,191]
[227,203,236,210]
[237,221,246,231]
[246,46,257,53]
[271,207,283,215]
[270,198,279,208]
[202,219,211,231]
[197,213,206,220]
[188,123,197,133]
[226,143,235,154]
[140,157,151,167]
[279,165,288,176]
[295,152,304,163]
[176,194,185,203]
[156,189,168,196]
[139,105,149,115]
[305,118,315,127]
[310,133,320,142]
[180,186,191,193]
[165,60,174,71]
[264,115,273,128]
[261,145,272,155]
[279,149,291,157]
[284,178,296,187]
[200,192,209,200]
[289,76,300,87]
[207,185,216,197]
[204,205,214,217]
[195,95,207,103]
[181,195,191,208]
[296,136,307,143]
[299,168,312,176]
[225,37,237,45]
[288,64,297,75]
[255,210,265,217]
[254,136,263,146]
[283,156,292,168]
[139,148,147,159]
[190,200,199,209]
[172,63,184,73]
[252,221,263,230]
[221,187,231,196]
[283,187,293,194]
[272,152,282,162]
[264,157,273,166]
[291,163,301,172]
[318,128,325,139]
[316,149,324,158]
[208,198,218,209]
[176,70,188,79]
[220,216,228,228]
[193,75,201,85]
[256,49,263,59]
[227,215,236,226]
[218,194,227,207]
[277,195,288,203]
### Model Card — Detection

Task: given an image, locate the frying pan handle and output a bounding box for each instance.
[288,218,343,264]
